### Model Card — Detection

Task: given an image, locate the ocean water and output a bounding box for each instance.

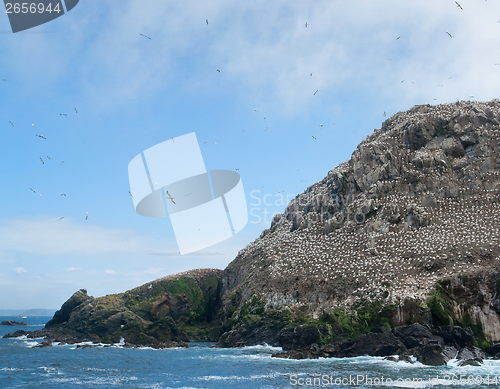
[1,317,500,388]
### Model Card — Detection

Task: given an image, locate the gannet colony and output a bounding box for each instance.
[223,99,500,322]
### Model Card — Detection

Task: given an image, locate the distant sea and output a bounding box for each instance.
[1,317,500,388]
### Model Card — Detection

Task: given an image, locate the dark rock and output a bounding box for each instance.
[457,358,482,367]
[76,344,94,349]
[394,323,439,349]
[3,330,30,338]
[412,343,447,366]
[431,326,474,348]
[45,289,92,327]
[278,325,321,350]
[333,332,407,358]
[485,343,500,358]
[1,320,28,326]
[33,340,53,348]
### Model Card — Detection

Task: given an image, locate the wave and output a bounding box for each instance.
[241,343,283,352]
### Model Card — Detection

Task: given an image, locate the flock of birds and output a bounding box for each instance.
[4,96,86,221]
[227,100,500,313]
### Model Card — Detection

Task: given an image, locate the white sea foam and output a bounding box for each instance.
[241,343,283,352]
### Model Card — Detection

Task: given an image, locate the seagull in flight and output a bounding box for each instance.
[140,33,151,39]
[47,156,53,160]
[74,107,77,113]
[312,136,317,140]
[383,111,386,116]
[85,212,88,220]
[396,36,401,40]
[9,121,14,127]
[166,190,176,204]
[217,69,220,72]
[61,193,66,196]
[446,31,453,38]
[32,122,34,127]
[59,113,67,116]
[129,191,133,197]
[455,1,463,10]
[313,90,318,95]
[206,19,209,25]
[40,158,44,164]
[36,135,46,139]
[59,217,64,220]
[30,188,36,193]
[305,22,308,27]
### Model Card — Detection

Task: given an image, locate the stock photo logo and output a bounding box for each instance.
[3,0,79,33]
[128,133,248,255]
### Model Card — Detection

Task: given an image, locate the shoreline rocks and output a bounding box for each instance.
[271,324,488,366]
[1,320,28,326]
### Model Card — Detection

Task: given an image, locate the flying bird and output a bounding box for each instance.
[455,1,463,10]
[396,36,401,40]
[47,156,53,160]
[61,161,65,164]
[85,212,88,220]
[310,73,313,76]
[74,107,77,113]
[40,158,44,164]
[166,190,176,204]
[31,122,34,127]
[235,168,239,171]
[312,136,317,139]
[36,135,46,139]
[140,33,151,39]
[446,31,453,38]
[61,194,66,196]
[9,121,14,127]
[206,19,209,25]
[305,22,308,27]
[314,90,318,95]
[217,69,220,72]
[172,137,174,143]
[383,111,386,116]
[129,191,133,197]
[59,113,67,116]
[59,217,64,220]
[30,188,36,193]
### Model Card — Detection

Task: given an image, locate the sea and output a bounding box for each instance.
[1,316,500,388]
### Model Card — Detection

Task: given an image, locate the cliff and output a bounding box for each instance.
[6,99,500,364]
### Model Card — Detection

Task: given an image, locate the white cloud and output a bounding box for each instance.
[0,216,164,256]
[13,267,27,273]
[104,269,117,275]
[5,0,500,114]
[65,267,81,271]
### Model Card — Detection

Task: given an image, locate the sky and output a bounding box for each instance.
[1,0,499,310]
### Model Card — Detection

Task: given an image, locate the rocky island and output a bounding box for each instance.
[6,99,500,366]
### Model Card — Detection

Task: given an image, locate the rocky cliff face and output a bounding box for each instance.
[6,100,500,364]
[12,269,223,347]
[219,99,500,350]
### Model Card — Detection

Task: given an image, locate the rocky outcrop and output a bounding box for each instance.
[1,320,28,326]
[4,269,223,348]
[272,324,484,366]
[216,100,500,357]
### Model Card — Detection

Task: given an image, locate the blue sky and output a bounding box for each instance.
[1,0,499,309]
